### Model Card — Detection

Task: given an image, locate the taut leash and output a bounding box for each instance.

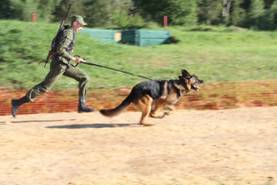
[78,61,153,80]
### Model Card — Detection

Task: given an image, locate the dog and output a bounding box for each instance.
[100,69,204,126]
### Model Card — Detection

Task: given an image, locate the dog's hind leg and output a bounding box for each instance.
[135,95,153,126]
[150,100,167,119]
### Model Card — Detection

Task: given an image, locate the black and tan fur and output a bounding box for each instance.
[100,69,204,126]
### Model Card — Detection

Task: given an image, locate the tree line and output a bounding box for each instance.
[1,0,277,30]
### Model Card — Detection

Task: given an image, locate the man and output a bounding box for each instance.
[11,15,94,117]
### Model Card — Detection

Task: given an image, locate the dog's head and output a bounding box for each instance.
[179,69,204,91]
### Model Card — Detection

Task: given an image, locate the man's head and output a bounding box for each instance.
[71,15,87,32]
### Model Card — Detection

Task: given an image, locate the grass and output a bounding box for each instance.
[0,20,277,90]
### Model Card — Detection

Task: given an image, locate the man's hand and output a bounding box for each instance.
[73,56,86,64]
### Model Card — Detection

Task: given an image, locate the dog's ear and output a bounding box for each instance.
[181,69,191,78]
[179,75,190,83]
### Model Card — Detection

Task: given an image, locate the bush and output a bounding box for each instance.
[111,11,146,28]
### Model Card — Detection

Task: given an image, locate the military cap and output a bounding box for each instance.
[71,15,87,26]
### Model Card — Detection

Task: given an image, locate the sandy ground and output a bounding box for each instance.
[0,107,277,185]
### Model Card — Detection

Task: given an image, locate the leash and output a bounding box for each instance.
[77,61,153,80]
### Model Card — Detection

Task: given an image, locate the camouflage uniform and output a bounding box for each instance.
[11,15,93,117]
[26,26,89,102]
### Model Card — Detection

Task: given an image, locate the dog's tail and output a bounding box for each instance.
[100,92,134,117]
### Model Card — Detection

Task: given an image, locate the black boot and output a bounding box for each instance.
[11,96,29,118]
[78,98,94,113]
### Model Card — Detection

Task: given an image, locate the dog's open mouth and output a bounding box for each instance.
[192,79,204,91]
[192,85,199,91]
[192,82,203,91]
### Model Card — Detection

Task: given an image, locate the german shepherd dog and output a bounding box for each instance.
[100,69,204,126]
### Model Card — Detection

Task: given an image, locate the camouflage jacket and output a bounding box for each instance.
[52,26,76,64]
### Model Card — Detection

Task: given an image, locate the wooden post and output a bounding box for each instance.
[163,16,168,27]
[31,12,37,22]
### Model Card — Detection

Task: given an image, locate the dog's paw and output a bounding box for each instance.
[140,122,154,126]
[165,105,175,111]
[150,112,166,119]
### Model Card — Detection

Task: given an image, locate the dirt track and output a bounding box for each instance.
[0,107,277,185]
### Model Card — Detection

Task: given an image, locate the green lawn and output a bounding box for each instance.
[1,20,277,90]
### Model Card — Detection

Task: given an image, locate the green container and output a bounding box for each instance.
[121,29,171,46]
[81,28,118,43]
[82,28,171,46]
[121,29,136,45]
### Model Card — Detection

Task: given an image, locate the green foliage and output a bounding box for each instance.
[1,20,277,90]
[198,0,224,25]
[52,0,85,22]
[230,0,247,26]
[9,0,39,21]
[0,0,14,18]
[2,0,277,30]
[82,0,137,27]
[83,0,112,27]
[37,0,61,21]
[135,0,197,25]
[166,0,198,25]
[246,0,265,28]
[256,0,277,30]
[111,11,146,28]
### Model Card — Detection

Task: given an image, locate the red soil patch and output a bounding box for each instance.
[1,80,277,116]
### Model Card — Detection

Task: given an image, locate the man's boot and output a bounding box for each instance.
[11,96,29,117]
[78,98,94,113]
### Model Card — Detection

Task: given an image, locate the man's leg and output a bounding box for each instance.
[63,65,94,112]
[11,62,66,117]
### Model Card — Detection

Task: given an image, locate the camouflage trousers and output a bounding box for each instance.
[26,60,89,102]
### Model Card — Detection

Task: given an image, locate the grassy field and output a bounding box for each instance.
[0,20,277,90]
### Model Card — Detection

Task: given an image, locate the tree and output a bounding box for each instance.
[264,0,275,9]
[222,0,232,24]
[52,0,85,23]
[259,0,277,30]
[110,0,145,28]
[165,0,198,25]
[230,0,248,27]
[38,0,61,22]
[134,0,197,26]
[82,0,137,27]
[197,0,224,25]
[12,0,39,21]
[246,0,265,28]
[0,0,14,19]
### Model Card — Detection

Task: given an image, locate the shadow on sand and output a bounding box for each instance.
[10,119,77,124]
[46,123,137,129]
